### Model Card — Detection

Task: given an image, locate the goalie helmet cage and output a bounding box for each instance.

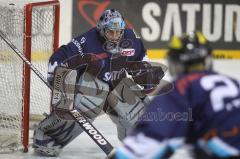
[0,0,60,153]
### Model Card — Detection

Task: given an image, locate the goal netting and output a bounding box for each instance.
[0,0,59,153]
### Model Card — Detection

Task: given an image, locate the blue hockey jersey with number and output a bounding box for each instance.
[114,71,240,159]
[48,27,146,86]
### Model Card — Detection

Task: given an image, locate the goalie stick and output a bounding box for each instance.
[0,30,114,155]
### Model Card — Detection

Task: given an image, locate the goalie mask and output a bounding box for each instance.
[97,9,126,43]
[167,31,213,79]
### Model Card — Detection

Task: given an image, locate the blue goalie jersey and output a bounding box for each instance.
[47,27,146,87]
[114,71,240,159]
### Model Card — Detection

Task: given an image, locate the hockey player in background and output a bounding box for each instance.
[110,32,240,159]
[32,9,164,156]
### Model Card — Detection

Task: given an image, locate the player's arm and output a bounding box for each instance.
[47,37,85,85]
[109,89,190,159]
[137,37,148,61]
[125,30,166,92]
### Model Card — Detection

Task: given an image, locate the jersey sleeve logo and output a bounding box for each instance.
[80,37,86,44]
[72,37,86,56]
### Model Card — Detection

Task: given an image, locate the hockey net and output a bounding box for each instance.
[0,0,59,153]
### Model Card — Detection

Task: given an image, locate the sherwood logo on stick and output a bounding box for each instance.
[71,110,108,145]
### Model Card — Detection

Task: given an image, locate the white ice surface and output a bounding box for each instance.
[0,114,121,159]
[0,114,194,159]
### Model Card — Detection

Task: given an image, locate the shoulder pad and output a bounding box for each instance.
[124,28,141,39]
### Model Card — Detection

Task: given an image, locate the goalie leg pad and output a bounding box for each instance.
[33,128,62,156]
[33,112,95,155]
[51,67,109,120]
[74,72,109,119]
[106,78,150,140]
[35,68,109,156]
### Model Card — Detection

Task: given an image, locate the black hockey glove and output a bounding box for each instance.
[127,61,165,92]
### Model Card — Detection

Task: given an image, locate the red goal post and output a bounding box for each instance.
[23,0,60,152]
[0,0,60,153]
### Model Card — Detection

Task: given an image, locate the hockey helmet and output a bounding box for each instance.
[97,9,126,43]
[167,31,212,77]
